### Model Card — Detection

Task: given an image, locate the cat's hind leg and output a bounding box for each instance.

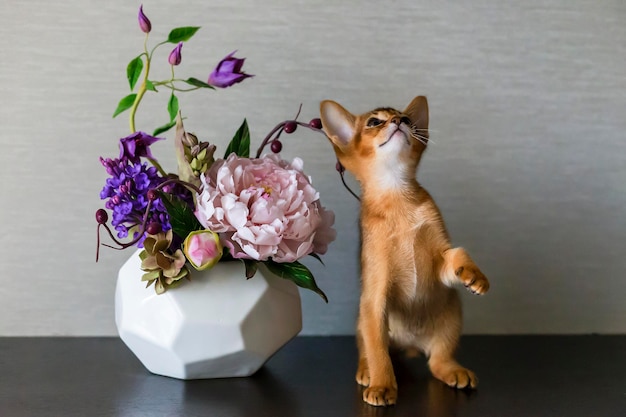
[426,295,478,389]
[428,344,478,389]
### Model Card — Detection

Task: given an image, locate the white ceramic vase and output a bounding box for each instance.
[115,249,302,379]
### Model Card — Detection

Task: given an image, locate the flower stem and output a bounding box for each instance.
[148,157,166,176]
[129,33,151,134]
[127,34,167,177]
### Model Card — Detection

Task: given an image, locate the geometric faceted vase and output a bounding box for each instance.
[115,249,302,379]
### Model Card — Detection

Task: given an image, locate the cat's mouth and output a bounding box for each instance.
[379,128,410,147]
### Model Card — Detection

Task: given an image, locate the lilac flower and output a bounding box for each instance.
[100,156,194,248]
[119,131,164,164]
[208,51,254,88]
[100,157,166,246]
[168,42,183,66]
[138,5,151,33]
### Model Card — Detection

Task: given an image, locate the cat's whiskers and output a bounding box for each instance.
[409,127,430,145]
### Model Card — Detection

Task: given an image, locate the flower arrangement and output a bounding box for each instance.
[96,5,335,301]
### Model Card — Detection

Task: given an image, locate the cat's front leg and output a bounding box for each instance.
[440,248,490,295]
[357,298,397,406]
[357,239,397,406]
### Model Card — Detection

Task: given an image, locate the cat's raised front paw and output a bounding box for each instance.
[455,265,489,295]
[363,386,397,406]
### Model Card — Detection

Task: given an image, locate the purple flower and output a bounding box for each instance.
[168,42,183,66]
[208,51,254,88]
[119,131,164,164]
[138,5,151,33]
[99,156,194,248]
[100,159,166,246]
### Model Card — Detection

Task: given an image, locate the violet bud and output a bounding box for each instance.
[138,5,151,34]
[207,51,254,88]
[119,131,164,163]
[168,42,183,66]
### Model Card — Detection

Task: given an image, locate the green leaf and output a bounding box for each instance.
[127,56,144,91]
[167,93,179,122]
[145,80,157,92]
[243,259,258,279]
[167,26,200,43]
[184,77,215,89]
[152,119,177,136]
[141,270,160,281]
[113,94,137,118]
[223,119,250,158]
[157,191,203,240]
[264,260,328,302]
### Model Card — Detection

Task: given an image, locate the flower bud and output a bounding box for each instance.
[138,5,151,34]
[168,42,183,66]
[182,132,199,147]
[207,51,253,88]
[183,230,223,270]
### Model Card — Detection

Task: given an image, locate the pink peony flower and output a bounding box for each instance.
[195,154,336,263]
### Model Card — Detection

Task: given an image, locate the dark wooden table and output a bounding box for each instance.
[1,336,625,416]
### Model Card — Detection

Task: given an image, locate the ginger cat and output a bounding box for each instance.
[320,96,490,407]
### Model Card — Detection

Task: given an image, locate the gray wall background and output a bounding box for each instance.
[1,0,624,336]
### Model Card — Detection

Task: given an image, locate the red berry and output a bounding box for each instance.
[284,121,297,134]
[309,118,322,129]
[147,189,158,201]
[270,140,283,153]
[146,222,162,235]
[95,209,108,224]
[336,161,345,173]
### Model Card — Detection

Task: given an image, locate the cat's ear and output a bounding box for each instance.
[403,96,429,133]
[320,100,356,149]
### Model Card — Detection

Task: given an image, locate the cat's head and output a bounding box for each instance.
[320,96,429,191]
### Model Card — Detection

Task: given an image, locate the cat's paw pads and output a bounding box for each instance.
[356,363,370,386]
[439,368,478,389]
[363,386,397,406]
[455,266,489,295]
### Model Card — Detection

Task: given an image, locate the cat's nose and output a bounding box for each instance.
[390,116,401,125]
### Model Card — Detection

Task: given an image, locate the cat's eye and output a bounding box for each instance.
[401,116,411,125]
[367,118,383,127]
